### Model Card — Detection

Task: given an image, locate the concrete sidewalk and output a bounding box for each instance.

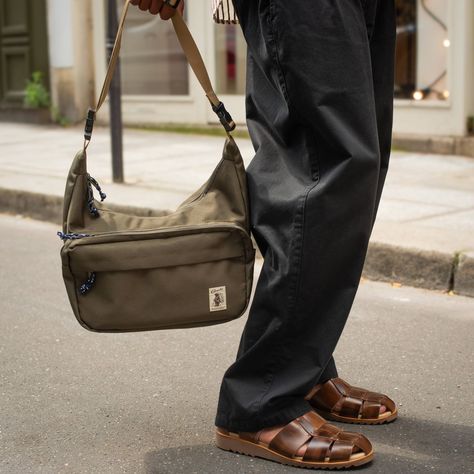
[0,122,473,296]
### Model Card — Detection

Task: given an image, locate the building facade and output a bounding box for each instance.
[0,0,51,120]
[1,0,473,138]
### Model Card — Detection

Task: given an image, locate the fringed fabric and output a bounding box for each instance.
[212,0,239,24]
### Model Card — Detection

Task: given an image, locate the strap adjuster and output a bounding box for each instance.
[212,101,236,132]
[84,108,96,141]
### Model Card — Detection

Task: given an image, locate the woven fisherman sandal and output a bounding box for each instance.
[215,410,374,469]
[305,377,398,425]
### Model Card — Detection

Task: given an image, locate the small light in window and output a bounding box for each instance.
[413,90,424,101]
[443,38,450,48]
[442,90,450,99]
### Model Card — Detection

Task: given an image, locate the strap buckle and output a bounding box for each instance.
[212,101,236,132]
[84,108,96,141]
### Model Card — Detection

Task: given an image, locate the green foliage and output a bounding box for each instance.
[24,71,50,108]
[50,105,71,127]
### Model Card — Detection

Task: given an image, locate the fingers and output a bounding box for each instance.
[138,0,152,11]
[159,1,179,20]
[160,0,184,20]
[149,0,162,15]
[130,0,184,19]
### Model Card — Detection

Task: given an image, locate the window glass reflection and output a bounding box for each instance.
[395,0,449,101]
[119,4,189,95]
[214,23,246,95]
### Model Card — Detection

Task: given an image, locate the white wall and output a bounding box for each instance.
[463,0,474,121]
[47,0,94,122]
[47,0,74,68]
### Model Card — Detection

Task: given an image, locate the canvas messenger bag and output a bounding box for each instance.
[57,0,255,332]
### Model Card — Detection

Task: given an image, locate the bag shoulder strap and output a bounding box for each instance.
[84,0,235,148]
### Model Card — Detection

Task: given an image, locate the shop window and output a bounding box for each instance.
[214,23,246,95]
[395,0,449,101]
[119,3,189,95]
[213,0,450,102]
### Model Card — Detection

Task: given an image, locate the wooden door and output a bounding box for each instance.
[0,0,49,107]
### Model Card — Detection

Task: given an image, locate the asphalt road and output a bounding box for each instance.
[1,214,473,474]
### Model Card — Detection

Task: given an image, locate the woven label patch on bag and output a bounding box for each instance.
[209,286,227,312]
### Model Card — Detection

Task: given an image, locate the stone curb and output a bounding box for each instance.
[392,133,474,158]
[0,188,169,224]
[363,243,453,292]
[455,252,474,298]
[1,187,471,297]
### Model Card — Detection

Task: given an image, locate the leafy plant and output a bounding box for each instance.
[24,71,50,108]
[50,105,71,127]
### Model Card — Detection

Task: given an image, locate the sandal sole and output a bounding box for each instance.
[215,429,374,470]
[314,408,398,425]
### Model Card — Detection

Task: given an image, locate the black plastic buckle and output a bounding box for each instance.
[84,108,96,141]
[212,101,236,133]
[163,0,181,8]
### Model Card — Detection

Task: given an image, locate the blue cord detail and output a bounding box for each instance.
[57,231,91,240]
[87,174,107,201]
[79,272,96,295]
[86,174,106,217]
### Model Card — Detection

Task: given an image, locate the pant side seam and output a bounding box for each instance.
[252,177,320,418]
[249,0,323,420]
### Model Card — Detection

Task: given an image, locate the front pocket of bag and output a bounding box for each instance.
[65,227,254,331]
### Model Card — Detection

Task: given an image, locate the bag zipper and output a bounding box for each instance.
[59,221,250,249]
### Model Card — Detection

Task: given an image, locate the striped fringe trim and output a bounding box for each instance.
[212,0,239,24]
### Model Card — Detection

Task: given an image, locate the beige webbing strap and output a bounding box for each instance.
[171,12,220,107]
[84,0,235,148]
[94,0,131,113]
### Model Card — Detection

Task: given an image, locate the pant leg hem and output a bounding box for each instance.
[317,367,338,385]
[214,399,314,433]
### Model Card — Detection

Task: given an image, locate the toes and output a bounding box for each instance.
[379,404,387,415]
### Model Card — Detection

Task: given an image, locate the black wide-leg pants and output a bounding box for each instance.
[215,0,397,433]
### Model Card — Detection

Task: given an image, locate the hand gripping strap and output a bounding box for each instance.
[84,0,235,145]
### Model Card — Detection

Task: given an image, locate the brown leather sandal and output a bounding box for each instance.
[215,410,373,469]
[305,377,398,425]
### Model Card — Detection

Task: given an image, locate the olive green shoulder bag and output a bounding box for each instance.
[57,0,255,332]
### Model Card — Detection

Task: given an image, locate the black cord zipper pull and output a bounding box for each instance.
[87,183,100,217]
[79,272,96,295]
[87,174,107,201]
[86,174,106,217]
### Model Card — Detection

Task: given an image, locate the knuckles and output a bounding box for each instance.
[130,0,184,20]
